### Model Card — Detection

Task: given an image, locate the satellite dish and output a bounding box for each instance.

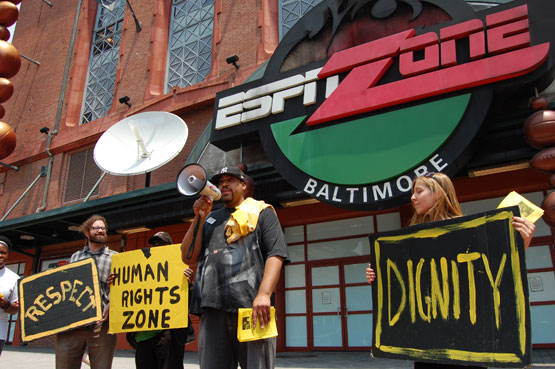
[94,111,188,176]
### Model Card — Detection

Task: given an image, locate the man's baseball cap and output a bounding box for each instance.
[148,231,173,245]
[211,166,246,184]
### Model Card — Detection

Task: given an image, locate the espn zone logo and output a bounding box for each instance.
[215,4,547,130]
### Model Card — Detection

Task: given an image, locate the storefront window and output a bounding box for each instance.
[285,290,306,314]
[287,244,305,262]
[376,212,401,232]
[306,216,374,241]
[285,316,307,346]
[307,237,370,261]
[285,264,305,288]
[530,305,555,344]
[526,245,553,269]
[284,225,303,243]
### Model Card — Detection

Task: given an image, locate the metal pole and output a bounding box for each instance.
[1,169,46,221]
[84,171,107,202]
[125,0,142,32]
[40,0,53,6]
[20,54,41,66]
[0,162,18,171]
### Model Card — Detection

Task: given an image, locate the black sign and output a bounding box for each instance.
[370,207,530,367]
[18,258,102,342]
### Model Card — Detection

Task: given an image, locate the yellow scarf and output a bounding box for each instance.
[225,198,274,243]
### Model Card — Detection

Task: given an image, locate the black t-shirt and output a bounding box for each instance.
[191,205,288,314]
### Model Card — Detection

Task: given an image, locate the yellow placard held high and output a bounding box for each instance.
[237,307,278,342]
[109,244,189,333]
[497,191,544,223]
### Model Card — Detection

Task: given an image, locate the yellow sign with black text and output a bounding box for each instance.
[109,244,189,333]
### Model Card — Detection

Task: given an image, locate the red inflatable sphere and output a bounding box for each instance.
[0,77,13,103]
[530,147,555,173]
[549,174,555,189]
[541,192,555,228]
[0,1,19,27]
[530,96,549,111]
[524,110,555,149]
[0,40,21,78]
[0,120,16,159]
[0,25,10,41]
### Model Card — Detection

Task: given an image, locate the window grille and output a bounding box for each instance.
[279,0,322,40]
[166,0,214,91]
[64,149,102,202]
[80,0,125,124]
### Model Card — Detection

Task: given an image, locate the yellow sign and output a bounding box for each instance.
[497,191,544,223]
[237,307,278,342]
[109,244,189,333]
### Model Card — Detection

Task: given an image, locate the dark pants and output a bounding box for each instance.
[0,339,5,356]
[135,330,178,369]
[198,309,276,369]
[55,321,117,369]
[130,323,193,369]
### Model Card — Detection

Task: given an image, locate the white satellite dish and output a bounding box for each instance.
[94,111,188,176]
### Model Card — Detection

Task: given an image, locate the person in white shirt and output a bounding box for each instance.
[0,236,19,357]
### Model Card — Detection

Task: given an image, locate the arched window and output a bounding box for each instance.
[80,0,125,124]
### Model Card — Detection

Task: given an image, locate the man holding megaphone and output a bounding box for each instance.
[180,165,288,369]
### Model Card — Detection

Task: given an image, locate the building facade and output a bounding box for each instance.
[0,0,553,353]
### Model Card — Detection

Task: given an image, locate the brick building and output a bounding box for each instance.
[1,0,554,355]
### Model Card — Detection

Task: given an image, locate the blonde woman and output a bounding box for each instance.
[365,172,535,369]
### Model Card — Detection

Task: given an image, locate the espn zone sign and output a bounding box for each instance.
[211,0,555,210]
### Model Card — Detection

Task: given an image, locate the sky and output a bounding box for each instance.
[7,4,20,43]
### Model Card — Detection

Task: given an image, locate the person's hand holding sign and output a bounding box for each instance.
[512,216,535,249]
[184,268,194,284]
[366,263,376,285]
[0,293,19,314]
[252,293,271,330]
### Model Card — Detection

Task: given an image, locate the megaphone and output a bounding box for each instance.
[176,163,221,200]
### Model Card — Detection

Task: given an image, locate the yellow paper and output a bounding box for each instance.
[497,191,544,223]
[109,244,189,333]
[237,307,278,342]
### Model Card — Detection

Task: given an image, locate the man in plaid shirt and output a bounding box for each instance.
[55,214,118,369]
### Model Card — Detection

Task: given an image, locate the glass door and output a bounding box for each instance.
[310,262,373,350]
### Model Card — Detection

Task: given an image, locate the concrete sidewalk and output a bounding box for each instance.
[2,346,555,369]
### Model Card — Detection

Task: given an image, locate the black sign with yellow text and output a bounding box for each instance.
[18,258,102,342]
[370,207,530,367]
